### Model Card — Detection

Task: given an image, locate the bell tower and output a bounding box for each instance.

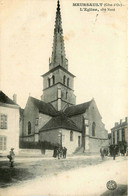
[41,0,76,111]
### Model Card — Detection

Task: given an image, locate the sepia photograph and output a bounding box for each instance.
[0,0,128,195]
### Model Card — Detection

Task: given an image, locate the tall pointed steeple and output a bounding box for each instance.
[41,0,76,110]
[49,0,68,70]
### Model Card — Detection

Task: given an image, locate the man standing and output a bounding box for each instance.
[9,148,15,167]
[113,145,116,160]
[63,147,67,158]
[100,147,105,160]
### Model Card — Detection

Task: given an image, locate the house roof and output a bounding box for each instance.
[0,91,17,105]
[30,97,58,116]
[64,100,92,117]
[39,111,80,132]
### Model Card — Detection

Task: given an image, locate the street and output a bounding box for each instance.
[0,155,127,196]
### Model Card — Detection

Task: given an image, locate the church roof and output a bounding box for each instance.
[64,100,92,117]
[39,111,80,132]
[30,97,58,116]
[0,91,17,105]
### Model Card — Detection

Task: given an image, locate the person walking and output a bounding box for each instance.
[100,147,105,160]
[113,145,116,160]
[53,146,57,158]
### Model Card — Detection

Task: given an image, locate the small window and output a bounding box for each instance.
[28,121,31,135]
[0,114,7,129]
[63,75,66,85]
[70,131,73,141]
[52,75,55,85]
[0,136,7,151]
[67,78,70,87]
[48,78,51,87]
[92,122,96,136]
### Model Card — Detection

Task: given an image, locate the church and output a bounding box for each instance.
[21,0,108,154]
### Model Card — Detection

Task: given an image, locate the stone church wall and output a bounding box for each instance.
[84,100,108,153]
[39,128,82,154]
[23,98,39,139]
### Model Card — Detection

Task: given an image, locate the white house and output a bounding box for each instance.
[0,91,20,155]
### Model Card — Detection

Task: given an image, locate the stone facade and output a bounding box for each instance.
[39,128,82,154]
[111,117,128,146]
[66,99,108,153]
[21,97,55,143]
[41,67,76,111]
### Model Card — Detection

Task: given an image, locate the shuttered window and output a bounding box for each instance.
[0,136,7,151]
[0,114,7,129]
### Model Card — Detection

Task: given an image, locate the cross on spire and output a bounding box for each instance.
[49,0,68,70]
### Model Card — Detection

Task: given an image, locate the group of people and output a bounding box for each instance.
[100,145,118,160]
[53,146,67,159]
[100,145,128,161]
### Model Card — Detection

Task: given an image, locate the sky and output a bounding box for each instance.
[0,0,127,131]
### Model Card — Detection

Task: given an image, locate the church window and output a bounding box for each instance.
[67,78,70,87]
[48,78,51,87]
[28,121,31,135]
[70,130,73,141]
[0,136,6,151]
[0,114,7,129]
[78,136,81,147]
[63,75,66,85]
[92,122,96,136]
[52,75,55,85]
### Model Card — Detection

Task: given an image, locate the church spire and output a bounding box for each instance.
[49,0,68,70]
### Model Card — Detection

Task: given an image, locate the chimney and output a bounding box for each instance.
[13,94,17,104]
[115,122,118,126]
[125,117,128,123]
[120,119,122,124]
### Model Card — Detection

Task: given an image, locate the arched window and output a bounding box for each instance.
[70,131,73,141]
[63,75,66,85]
[67,78,70,87]
[48,78,50,87]
[28,121,31,135]
[92,122,96,136]
[52,75,55,85]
